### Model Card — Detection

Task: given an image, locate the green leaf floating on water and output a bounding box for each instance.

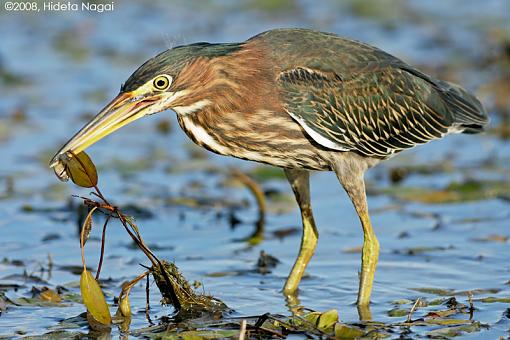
[475,297,510,303]
[425,321,482,337]
[411,287,454,296]
[317,309,339,331]
[302,309,339,332]
[411,287,501,296]
[335,323,365,338]
[387,307,409,317]
[14,297,66,308]
[376,179,510,204]
[80,269,111,325]
[39,288,62,303]
[425,319,473,325]
[166,329,240,339]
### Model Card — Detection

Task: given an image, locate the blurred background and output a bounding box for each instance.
[1,0,510,337]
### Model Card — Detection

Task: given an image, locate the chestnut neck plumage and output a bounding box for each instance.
[172,41,331,170]
[172,41,276,117]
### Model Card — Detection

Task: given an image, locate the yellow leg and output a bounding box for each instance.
[332,158,379,310]
[282,169,318,297]
[357,211,379,307]
[283,207,318,296]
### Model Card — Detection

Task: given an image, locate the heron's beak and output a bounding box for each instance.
[49,91,160,180]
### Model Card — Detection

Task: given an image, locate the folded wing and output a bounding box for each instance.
[279,63,487,158]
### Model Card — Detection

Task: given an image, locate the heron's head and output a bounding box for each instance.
[50,42,242,180]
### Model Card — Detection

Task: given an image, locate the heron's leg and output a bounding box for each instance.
[282,168,318,297]
[332,161,379,308]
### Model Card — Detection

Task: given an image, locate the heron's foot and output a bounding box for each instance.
[283,290,304,315]
[357,303,373,321]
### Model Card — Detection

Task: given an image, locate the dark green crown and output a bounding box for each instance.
[122,42,242,92]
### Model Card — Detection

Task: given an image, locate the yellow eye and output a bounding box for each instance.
[153,75,171,91]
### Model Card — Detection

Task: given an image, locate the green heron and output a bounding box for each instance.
[50,28,488,308]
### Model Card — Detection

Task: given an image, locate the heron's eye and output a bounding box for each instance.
[153,75,171,91]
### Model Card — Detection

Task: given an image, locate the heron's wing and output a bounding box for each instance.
[278,63,485,158]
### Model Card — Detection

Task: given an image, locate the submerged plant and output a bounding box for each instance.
[58,151,229,330]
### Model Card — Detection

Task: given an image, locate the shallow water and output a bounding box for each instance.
[1,0,510,338]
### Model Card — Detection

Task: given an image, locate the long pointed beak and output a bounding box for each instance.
[50,91,159,181]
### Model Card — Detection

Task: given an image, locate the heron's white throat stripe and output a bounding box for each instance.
[173,99,211,115]
[181,115,228,154]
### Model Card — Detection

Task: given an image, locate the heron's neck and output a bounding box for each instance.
[174,41,278,118]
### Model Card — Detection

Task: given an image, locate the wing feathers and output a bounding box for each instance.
[279,65,485,158]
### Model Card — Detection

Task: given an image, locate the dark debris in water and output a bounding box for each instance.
[124,300,493,339]
[256,250,280,274]
[151,260,230,320]
[393,245,454,256]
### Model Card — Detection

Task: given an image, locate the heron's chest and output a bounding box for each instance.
[176,112,332,171]
[177,115,231,156]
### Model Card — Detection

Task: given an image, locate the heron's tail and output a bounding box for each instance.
[440,81,489,134]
